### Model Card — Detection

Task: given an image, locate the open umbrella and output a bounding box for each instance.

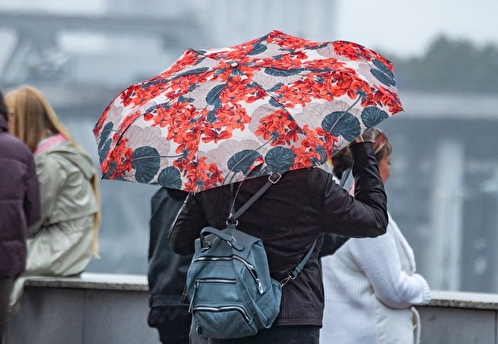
[93,30,403,192]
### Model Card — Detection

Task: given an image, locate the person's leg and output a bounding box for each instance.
[0,279,14,344]
[209,325,320,344]
[9,276,26,312]
[148,307,191,344]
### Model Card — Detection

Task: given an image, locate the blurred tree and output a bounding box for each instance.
[388,36,498,94]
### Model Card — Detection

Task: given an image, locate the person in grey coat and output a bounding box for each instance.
[5,86,100,309]
[0,90,41,343]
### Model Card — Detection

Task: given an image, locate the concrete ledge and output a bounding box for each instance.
[419,290,498,343]
[23,272,149,292]
[8,273,498,343]
[7,273,159,344]
[25,274,498,310]
[428,290,498,310]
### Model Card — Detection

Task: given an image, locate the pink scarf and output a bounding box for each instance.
[35,134,67,155]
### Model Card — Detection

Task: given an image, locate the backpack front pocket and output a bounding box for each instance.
[191,278,258,339]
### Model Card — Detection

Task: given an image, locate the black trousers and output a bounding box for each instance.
[148,306,191,344]
[191,323,320,344]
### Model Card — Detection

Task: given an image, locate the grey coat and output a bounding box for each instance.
[25,139,99,276]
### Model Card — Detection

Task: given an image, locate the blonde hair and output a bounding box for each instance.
[5,86,101,255]
[362,128,392,161]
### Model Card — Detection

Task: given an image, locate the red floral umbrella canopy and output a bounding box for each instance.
[94,30,403,192]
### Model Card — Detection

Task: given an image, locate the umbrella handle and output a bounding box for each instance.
[200,226,244,251]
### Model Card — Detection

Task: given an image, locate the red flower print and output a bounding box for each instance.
[254,109,300,145]
[103,138,133,179]
[211,103,250,133]
[202,129,232,143]
[159,50,205,79]
[182,156,224,192]
[94,31,403,191]
[120,85,139,107]
[221,75,255,103]
[93,106,109,136]
[118,109,143,134]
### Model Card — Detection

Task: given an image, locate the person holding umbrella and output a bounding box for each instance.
[320,128,431,344]
[93,30,406,344]
[170,135,388,344]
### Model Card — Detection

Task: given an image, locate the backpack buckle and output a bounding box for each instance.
[226,212,239,226]
[227,236,244,251]
[268,172,281,184]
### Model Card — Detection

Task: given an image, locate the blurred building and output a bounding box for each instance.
[0,0,339,275]
[1,0,498,294]
[105,0,338,46]
[378,94,498,292]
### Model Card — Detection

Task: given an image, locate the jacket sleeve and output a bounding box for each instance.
[349,222,431,308]
[27,154,66,237]
[169,193,209,255]
[149,188,187,260]
[321,142,388,238]
[24,153,41,228]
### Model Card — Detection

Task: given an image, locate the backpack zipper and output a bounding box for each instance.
[189,278,236,313]
[193,305,251,323]
[232,255,264,294]
[195,278,236,284]
[195,255,264,294]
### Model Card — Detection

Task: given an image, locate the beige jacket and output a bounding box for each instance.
[26,138,99,276]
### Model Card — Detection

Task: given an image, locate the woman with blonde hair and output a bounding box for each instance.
[5,86,100,307]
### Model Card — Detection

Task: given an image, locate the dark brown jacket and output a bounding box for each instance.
[169,142,387,327]
[0,116,41,278]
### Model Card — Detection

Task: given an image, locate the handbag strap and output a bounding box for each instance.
[227,172,317,287]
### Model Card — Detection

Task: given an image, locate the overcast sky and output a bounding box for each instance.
[335,0,498,57]
[0,0,497,57]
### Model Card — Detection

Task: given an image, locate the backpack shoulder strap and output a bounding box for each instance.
[229,172,282,222]
[227,172,317,287]
[281,239,317,286]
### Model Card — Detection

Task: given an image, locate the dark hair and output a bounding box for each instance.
[332,128,392,180]
[331,148,353,180]
[0,90,7,121]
